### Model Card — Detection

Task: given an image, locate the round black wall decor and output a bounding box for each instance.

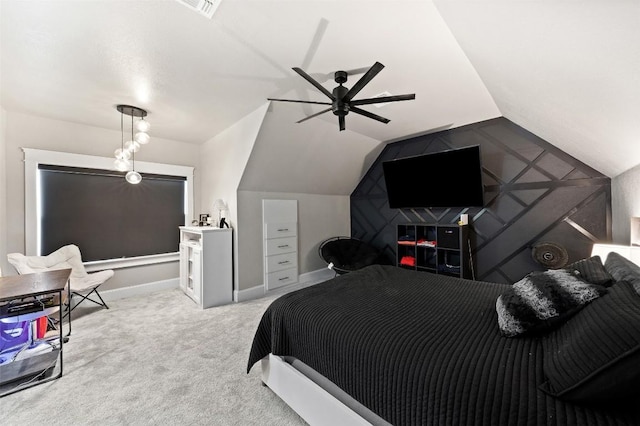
[531,242,569,269]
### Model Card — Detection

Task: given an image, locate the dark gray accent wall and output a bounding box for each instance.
[351,117,611,284]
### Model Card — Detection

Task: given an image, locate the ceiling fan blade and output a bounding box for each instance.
[268,98,332,105]
[296,107,332,123]
[301,18,329,70]
[339,115,346,131]
[342,62,385,102]
[292,67,335,100]
[351,93,416,106]
[350,106,390,124]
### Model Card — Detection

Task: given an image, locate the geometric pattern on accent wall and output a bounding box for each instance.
[351,117,612,284]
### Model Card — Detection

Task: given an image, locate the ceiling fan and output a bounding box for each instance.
[268,62,415,131]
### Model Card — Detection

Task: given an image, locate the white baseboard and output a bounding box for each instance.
[300,267,336,286]
[100,278,179,302]
[101,268,334,304]
[234,284,266,303]
[234,267,335,302]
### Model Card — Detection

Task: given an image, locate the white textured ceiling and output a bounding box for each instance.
[1,0,637,189]
[434,0,640,178]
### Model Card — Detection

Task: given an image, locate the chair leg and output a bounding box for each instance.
[94,289,109,310]
[67,285,71,336]
[58,288,107,336]
[49,311,71,338]
[67,288,109,314]
[51,283,72,337]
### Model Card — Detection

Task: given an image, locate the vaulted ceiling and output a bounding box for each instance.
[1,1,638,195]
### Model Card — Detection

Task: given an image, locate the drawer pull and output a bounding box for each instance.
[278,260,290,265]
[277,244,290,248]
[277,228,289,232]
[278,277,290,281]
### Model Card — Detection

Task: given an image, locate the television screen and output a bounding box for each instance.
[382,145,484,208]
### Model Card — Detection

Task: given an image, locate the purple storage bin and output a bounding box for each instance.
[0,320,30,354]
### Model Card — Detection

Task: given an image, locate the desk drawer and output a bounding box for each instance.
[265,236,297,256]
[265,222,297,239]
[266,252,297,273]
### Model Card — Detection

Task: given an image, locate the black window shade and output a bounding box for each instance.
[38,165,186,261]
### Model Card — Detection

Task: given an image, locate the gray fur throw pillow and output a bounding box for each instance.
[496,269,607,337]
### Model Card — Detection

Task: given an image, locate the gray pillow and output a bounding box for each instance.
[604,252,640,294]
[541,281,640,403]
[565,255,613,286]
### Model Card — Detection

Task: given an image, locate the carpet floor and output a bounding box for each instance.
[1,289,306,425]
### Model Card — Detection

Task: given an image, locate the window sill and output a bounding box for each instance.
[84,252,179,272]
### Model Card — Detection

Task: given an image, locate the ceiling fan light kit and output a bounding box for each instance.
[268,62,415,131]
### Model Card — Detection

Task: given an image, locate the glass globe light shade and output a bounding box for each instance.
[136,119,150,133]
[125,170,142,184]
[114,158,130,172]
[114,148,131,160]
[124,140,140,153]
[135,132,150,145]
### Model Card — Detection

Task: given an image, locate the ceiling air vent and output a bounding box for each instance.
[175,0,221,19]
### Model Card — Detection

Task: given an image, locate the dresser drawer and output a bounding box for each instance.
[265,222,297,239]
[265,236,297,256]
[266,267,298,290]
[266,252,297,273]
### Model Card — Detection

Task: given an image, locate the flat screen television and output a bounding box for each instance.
[382,145,484,208]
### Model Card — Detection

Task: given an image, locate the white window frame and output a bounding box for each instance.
[23,148,194,271]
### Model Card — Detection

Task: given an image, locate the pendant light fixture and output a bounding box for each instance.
[115,105,150,184]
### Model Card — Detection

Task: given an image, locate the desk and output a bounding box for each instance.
[0,269,70,396]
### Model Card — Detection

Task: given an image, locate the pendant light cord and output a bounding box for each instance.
[120,111,124,151]
[130,112,135,170]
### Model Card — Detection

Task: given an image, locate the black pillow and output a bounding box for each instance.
[565,255,613,286]
[541,281,640,403]
[496,269,607,337]
[604,251,640,294]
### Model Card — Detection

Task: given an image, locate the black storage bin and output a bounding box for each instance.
[437,227,460,249]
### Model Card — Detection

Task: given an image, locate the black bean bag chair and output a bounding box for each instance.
[318,237,385,275]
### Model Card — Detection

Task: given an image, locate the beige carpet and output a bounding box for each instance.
[1,289,306,425]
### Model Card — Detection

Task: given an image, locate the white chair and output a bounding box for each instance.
[7,245,113,322]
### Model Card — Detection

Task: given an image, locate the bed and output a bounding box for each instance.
[247,255,640,425]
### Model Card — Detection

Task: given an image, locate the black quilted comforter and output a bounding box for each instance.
[247,265,640,425]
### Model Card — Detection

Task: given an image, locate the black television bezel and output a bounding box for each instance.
[382,145,485,209]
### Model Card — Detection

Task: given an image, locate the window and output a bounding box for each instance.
[38,165,187,261]
[24,149,194,270]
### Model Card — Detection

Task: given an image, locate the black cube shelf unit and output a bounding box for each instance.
[397,223,471,278]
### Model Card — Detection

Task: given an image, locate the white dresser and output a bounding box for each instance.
[263,200,298,291]
[179,226,232,308]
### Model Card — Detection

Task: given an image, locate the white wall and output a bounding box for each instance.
[201,103,352,291]
[0,108,7,276]
[2,111,201,290]
[199,103,269,293]
[612,164,640,244]
[238,102,383,195]
[237,190,350,291]
[3,107,354,295]
[199,103,353,293]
